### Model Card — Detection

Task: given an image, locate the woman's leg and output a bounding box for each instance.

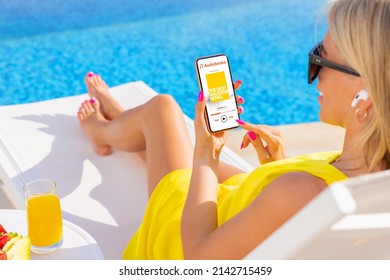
[81,74,245,195]
[78,94,194,197]
[218,162,245,183]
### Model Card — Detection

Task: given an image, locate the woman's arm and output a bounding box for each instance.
[182,169,326,259]
[181,90,226,258]
[181,92,327,259]
[181,82,245,253]
[181,146,220,259]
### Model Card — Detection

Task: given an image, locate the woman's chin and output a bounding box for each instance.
[318,111,329,124]
[318,113,342,127]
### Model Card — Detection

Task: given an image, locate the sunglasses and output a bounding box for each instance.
[308,41,360,84]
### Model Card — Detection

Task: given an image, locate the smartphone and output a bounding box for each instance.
[195,54,240,133]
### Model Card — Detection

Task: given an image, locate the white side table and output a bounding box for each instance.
[0,209,103,260]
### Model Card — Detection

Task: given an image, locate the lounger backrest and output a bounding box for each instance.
[245,169,390,259]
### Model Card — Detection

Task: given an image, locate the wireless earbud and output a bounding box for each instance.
[351,89,369,107]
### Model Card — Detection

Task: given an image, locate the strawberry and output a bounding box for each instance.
[0,249,7,260]
[0,235,10,249]
[0,224,6,234]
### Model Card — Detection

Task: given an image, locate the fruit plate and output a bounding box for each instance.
[0,209,103,260]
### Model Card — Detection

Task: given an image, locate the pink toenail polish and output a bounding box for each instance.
[88,72,94,77]
[90,97,96,104]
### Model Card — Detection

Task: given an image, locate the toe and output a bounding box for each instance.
[95,74,108,87]
[89,97,100,112]
[86,71,95,78]
[83,100,94,115]
[79,100,90,115]
[85,72,95,87]
[78,108,86,120]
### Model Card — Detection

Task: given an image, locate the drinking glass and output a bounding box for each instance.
[23,179,63,254]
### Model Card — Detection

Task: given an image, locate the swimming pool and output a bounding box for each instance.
[0,0,327,125]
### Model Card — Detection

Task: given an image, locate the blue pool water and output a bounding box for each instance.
[0,0,327,125]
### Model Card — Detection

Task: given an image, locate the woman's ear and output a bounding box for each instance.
[352,89,372,123]
[351,89,369,108]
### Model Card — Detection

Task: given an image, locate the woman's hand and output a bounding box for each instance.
[236,120,286,164]
[194,91,227,159]
[234,80,245,115]
[194,80,245,159]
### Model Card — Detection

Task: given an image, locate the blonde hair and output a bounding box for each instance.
[328,0,390,170]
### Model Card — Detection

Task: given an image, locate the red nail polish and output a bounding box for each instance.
[248,131,257,140]
[90,97,96,104]
[237,80,242,84]
[239,97,245,103]
[88,72,94,78]
[198,91,204,102]
[236,119,246,125]
[240,142,244,149]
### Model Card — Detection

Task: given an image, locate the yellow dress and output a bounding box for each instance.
[122,151,347,259]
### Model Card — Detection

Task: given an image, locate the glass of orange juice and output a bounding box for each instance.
[23,179,63,254]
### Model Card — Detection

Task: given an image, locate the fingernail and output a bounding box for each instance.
[248,131,257,141]
[88,72,94,78]
[240,142,244,149]
[90,97,96,104]
[236,119,246,125]
[238,107,244,114]
[237,80,242,85]
[198,91,204,102]
[239,97,245,103]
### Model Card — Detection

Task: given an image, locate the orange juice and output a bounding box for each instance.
[26,194,63,247]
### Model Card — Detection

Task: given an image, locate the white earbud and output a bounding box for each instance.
[351,89,369,108]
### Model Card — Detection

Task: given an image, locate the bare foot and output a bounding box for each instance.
[84,72,124,120]
[77,98,113,156]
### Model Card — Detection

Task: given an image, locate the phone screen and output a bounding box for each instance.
[195,54,240,133]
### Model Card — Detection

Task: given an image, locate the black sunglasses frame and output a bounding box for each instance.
[308,41,360,84]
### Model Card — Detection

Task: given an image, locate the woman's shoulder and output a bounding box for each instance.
[270,171,327,195]
[250,171,327,222]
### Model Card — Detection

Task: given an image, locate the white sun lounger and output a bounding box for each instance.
[0,81,254,259]
[245,169,390,260]
[2,81,389,260]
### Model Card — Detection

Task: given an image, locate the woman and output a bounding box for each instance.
[77,0,390,259]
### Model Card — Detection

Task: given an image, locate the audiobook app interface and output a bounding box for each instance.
[197,55,239,132]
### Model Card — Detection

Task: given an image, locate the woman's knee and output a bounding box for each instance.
[149,94,183,117]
